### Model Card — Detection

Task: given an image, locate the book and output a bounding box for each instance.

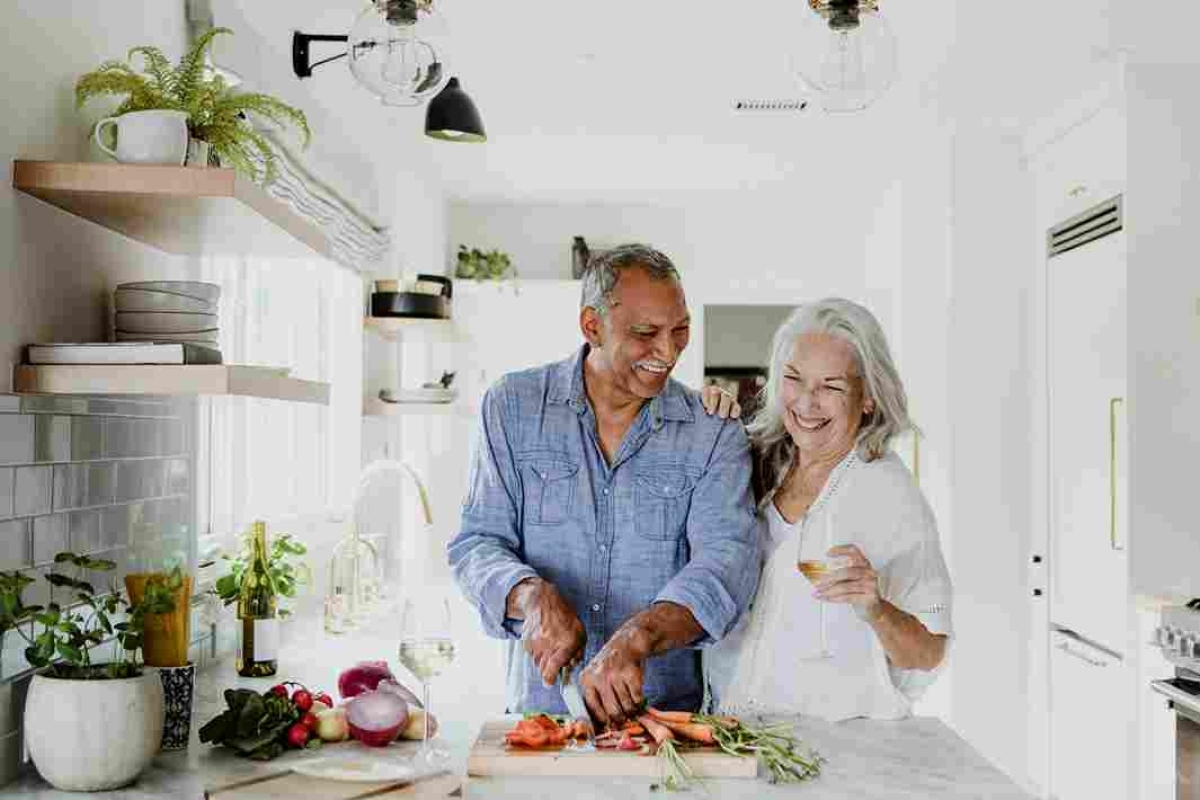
[26,342,223,366]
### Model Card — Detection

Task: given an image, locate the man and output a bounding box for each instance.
[447,244,759,723]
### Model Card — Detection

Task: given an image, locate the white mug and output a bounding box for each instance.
[94,109,189,165]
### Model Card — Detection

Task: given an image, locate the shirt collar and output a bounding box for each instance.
[548,344,694,423]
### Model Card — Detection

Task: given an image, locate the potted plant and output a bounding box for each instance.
[0,554,178,791]
[75,27,310,184]
[455,245,516,281]
[213,531,309,620]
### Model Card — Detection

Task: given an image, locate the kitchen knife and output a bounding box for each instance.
[558,667,595,749]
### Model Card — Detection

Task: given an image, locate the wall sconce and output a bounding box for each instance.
[293,1,485,141]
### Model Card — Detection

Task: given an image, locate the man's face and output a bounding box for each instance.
[586,267,691,400]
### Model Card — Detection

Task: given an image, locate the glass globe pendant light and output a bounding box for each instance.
[348,0,449,107]
[792,0,898,113]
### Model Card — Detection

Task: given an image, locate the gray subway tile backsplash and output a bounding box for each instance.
[33,416,70,463]
[0,417,34,466]
[69,417,104,461]
[32,515,67,566]
[68,509,100,554]
[0,396,18,413]
[0,521,29,571]
[12,467,51,518]
[0,470,11,520]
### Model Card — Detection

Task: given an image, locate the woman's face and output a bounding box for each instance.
[779,332,874,461]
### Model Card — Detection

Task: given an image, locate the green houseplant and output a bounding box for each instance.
[75,27,310,184]
[455,245,516,281]
[0,555,182,791]
[213,531,308,619]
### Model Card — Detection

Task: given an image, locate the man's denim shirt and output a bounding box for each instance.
[447,346,760,713]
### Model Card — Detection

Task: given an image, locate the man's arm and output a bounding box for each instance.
[446,383,586,682]
[580,420,759,721]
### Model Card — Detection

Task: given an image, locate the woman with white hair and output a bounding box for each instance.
[702,297,951,720]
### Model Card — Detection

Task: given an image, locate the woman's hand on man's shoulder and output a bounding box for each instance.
[701,384,742,420]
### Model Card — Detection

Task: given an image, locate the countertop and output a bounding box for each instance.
[0,605,1031,799]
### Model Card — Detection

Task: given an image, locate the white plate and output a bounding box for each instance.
[116,312,219,334]
[116,281,221,304]
[288,756,419,783]
[116,330,220,343]
[115,289,216,314]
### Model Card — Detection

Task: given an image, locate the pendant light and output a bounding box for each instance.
[347,0,449,107]
[424,77,486,142]
[792,0,898,113]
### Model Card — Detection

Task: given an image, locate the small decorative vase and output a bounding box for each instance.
[571,236,590,280]
[186,138,210,167]
[156,663,197,751]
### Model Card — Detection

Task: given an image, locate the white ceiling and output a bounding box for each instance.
[228,1,1132,205]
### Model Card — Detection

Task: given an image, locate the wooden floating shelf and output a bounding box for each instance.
[365,316,455,341]
[12,160,332,260]
[14,365,329,405]
[363,397,467,417]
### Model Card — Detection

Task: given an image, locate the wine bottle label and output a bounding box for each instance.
[254,619,279,661]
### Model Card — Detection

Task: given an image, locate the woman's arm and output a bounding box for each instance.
[816,543,948,671]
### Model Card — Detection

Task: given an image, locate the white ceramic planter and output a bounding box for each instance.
[24,670,164,791]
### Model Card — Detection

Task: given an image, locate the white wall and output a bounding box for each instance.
[1126,63,1200,601]
[945,126,1037,789]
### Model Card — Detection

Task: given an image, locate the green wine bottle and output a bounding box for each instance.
[236,521,279,677]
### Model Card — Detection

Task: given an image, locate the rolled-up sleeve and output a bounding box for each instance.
[884,493,953,700]
[447,383,539,639]
[654,420,760,645]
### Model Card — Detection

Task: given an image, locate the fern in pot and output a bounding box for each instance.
[0,555,182,791]
[75,27,310,183]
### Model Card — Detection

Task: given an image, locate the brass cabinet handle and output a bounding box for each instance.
[1109,397,1125,551]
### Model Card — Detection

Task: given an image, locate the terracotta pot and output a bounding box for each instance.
[125,574,193,668]
[24,670,163,791]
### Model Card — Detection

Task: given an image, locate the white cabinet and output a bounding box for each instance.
[1046,228,1129,655]
[1049,631,1132,800]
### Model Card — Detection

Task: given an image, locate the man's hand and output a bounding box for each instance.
[579,628,648,725]
[508,578,586,686]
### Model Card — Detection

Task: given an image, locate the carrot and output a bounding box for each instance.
[658,721,717,745]
[621,722,646,736]
[637,714,675,745]
[646,707,697,724]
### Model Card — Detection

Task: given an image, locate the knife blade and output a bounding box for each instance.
[558,667,595,749]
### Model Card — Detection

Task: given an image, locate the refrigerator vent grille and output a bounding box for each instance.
[1047,195,1122,258]
[731,99,809,113]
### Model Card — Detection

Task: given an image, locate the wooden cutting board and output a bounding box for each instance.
[466,721,758,779]
[205,769,461,799]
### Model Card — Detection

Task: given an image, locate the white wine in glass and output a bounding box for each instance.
[398,597,455,766]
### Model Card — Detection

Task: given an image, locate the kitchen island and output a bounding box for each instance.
[0,610,1031,798]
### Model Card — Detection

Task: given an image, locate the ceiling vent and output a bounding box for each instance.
[731,98,809,114]
[1047,195,1122,258]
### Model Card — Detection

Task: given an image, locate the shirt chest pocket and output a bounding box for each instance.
[634,466,700,540]
[521,455,579,526]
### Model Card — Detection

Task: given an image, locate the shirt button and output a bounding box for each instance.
[599,544,608,552]
[591,604,601,612]
[602,488,610,495]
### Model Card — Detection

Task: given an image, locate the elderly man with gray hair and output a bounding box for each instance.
[448,244,759,723]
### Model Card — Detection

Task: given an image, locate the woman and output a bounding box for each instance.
[701,298,951,721]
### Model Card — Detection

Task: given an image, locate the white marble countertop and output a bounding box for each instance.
[0,607,1032,799]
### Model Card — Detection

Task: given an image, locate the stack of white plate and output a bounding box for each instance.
[113,282,221,349]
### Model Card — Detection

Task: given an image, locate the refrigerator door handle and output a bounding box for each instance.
[1056,640,1109,668]
[1109,396,1125,552]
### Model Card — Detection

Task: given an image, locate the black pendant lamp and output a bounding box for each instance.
[424,77,486,143]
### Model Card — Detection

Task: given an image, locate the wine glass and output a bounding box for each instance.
[398,596,456,766]
[796,509,849,658]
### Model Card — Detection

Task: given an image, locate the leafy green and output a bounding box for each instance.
[0,554,182,677]
[456,246,516,281]
[200,686,301,760]
[74,28,310,184]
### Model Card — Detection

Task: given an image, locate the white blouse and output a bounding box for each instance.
[705,450,952,721]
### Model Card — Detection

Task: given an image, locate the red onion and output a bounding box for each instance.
[338,660,396,700]
[377,678,423,709]
[345,690,409,747]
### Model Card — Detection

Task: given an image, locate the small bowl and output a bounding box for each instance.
[116,330,220,344]
[115,289,215,314]
[116,281,221,305]
[115,312,219,334]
